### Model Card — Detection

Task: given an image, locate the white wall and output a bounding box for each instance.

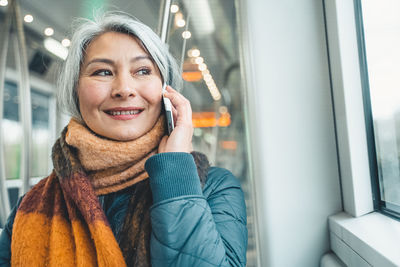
[239,0,343,266]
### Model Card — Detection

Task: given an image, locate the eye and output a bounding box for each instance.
[137,68,151,75]
[92,69,113,76]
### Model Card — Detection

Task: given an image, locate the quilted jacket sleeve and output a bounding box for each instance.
[145,152,247,267]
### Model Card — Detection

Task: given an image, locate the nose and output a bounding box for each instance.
[111,73,136,99]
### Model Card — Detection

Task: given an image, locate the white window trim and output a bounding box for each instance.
[329,212,400,266]
[324,0,400,266]
[6,176,44,188]
[325,0,373,218]
[5,67,54,95]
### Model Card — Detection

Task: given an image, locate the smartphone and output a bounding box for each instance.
[162,83,174,135]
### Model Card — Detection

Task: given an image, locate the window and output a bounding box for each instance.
[356,0,400,218]
[165,2,257,265]
[2,80,55,207]
[2,81,54,180]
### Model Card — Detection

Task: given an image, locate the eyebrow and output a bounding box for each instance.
[84,55,153,68]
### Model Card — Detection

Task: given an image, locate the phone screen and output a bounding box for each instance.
[162,83,174,135]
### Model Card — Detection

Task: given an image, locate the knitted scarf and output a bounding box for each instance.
[65,117,165,195]
[11,116,166,266]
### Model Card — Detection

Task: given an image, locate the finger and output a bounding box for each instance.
[164,85,183,100]
[164,87,192,129]
[163,91,179,126]
[171,105,178,126]
[163,91,192,125]
[165,85,176,92]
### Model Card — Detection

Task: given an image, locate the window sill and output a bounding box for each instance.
[329,212,400,266]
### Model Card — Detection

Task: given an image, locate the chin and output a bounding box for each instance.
[94,119,157,141]
[110,132,141,142]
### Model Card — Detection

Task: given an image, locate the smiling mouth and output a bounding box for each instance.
[105,110,142,115]
[104,107,144,118]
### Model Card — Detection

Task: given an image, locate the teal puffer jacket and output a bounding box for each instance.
[0,152,247,266]
[146,153,248,266]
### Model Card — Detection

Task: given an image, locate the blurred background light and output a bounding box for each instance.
[182,30,191,39]
[175,12,186,27]
[188,48,200,58]
[170,4,179,13]
[61,38,71,47]
[44,37,68,60]
[24,14,33,23]
[44,27,54,36]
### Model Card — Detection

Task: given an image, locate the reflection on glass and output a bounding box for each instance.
[3,82,22,180]
[362,0,400,206]
[2,120,22,180]
[2,81,52,179]
[31,89,51,177]
[167,1,257,265]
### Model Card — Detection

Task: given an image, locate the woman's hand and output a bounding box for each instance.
[158,86,193,153]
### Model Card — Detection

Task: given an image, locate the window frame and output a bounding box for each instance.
[323,0,400,265]
[354,0,400,220]
[324,0,373,218]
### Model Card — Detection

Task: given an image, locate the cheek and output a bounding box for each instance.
[78,80,105,112]
[146,92,162,118]
[142,84,163,110]
[148,93,162,107]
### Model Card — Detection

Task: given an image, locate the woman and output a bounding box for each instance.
[0,13,247,266]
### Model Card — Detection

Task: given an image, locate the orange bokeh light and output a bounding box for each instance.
[192,112,231,128]
[182,71,203,82]
[220,141,237,150]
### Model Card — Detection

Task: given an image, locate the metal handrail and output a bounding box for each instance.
[159,0,172,43]
[12,0,32,196]
[0,0,13,227]
[0,0,32,225]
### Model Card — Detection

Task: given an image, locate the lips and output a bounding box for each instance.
[104,107,144,118]
[107,110,141,115]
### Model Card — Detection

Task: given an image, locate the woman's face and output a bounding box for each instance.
[77,31,163,141]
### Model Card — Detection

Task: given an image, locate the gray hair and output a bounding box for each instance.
[57,12,182,120]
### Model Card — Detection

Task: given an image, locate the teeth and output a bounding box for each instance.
[109,110,140,116]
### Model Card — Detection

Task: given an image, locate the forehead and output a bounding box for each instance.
[83,31,150,61]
